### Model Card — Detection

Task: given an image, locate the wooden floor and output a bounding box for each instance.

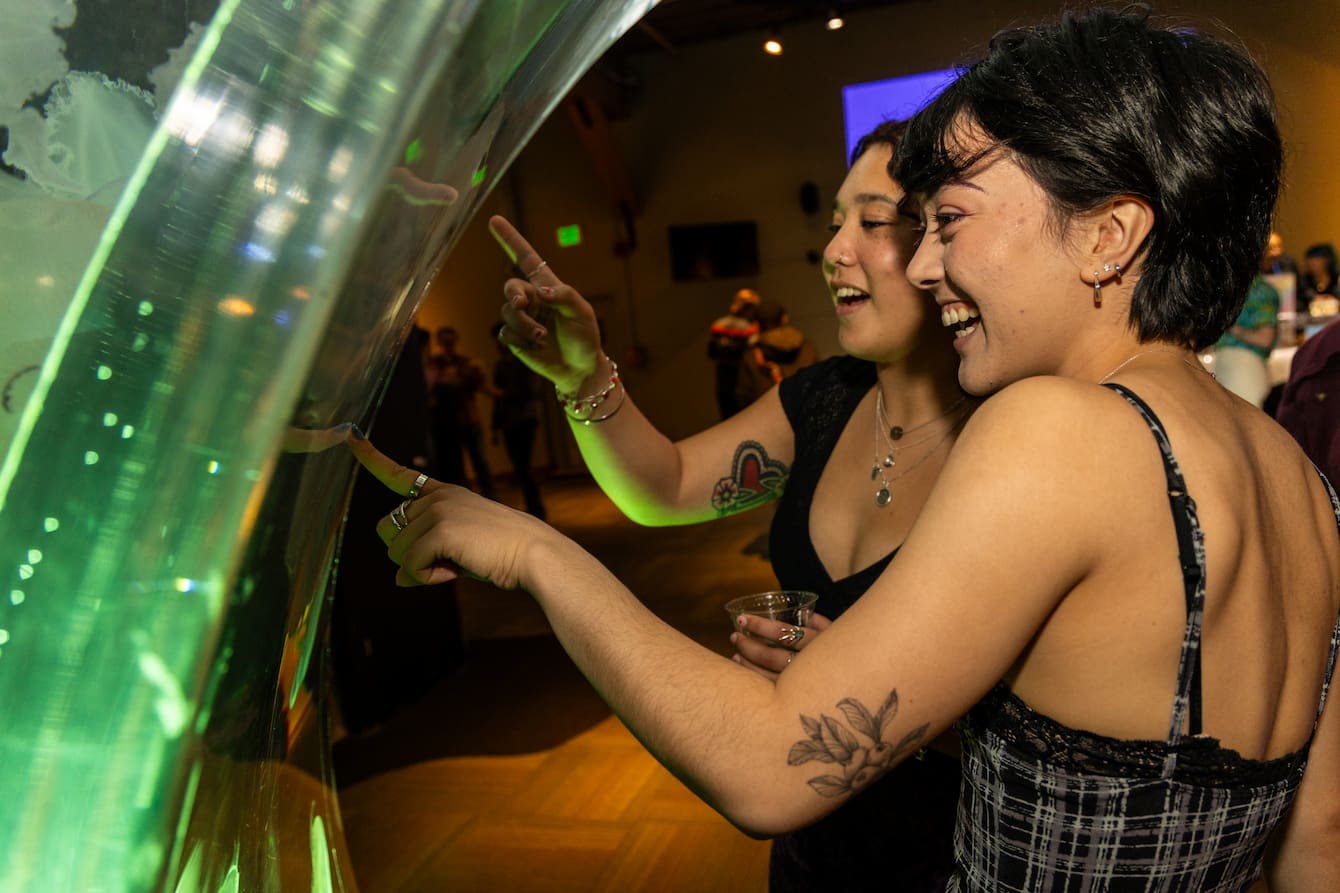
[332,475,1273,893]
[335,475,780,893]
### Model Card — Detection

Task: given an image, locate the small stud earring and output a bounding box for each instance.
[1114,262,1122,280]
[1102,263,1112,273]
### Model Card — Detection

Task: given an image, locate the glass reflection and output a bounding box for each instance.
[0,0,656,890]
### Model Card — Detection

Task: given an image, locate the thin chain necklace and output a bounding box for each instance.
[875,392,966,451]
[871,390,971,507]
[1098,348,1213,384]
[881,391,967,441]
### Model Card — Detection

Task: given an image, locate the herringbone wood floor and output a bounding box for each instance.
[334,475,1274,893]
[336,475,779,893]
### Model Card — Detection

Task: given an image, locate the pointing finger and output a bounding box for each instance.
[347,431,439,499]
[490,214,560,288]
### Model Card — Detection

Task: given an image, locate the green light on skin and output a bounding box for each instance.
[404,138,423,165]
[556,224,582,248]
[471,165,488,187]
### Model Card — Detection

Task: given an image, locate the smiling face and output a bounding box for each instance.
[905,129,1107,395]
[823,145,940,363]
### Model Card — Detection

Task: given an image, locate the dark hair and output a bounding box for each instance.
[851,118,909,165]
[895,6,1282,350]
[756,299,787,329]
[1304,243,1338,280]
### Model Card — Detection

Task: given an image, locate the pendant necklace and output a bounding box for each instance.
[886,393,966,440]
[871,388,970,507]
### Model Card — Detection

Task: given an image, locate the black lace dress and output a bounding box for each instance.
[769,355,960,892]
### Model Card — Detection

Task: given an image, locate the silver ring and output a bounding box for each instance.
[408,473,428,498]
[389,500,410,532]
[776,626,805,646]
[525,260,550,280]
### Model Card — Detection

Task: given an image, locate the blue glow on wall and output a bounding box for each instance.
[842,68,959,163]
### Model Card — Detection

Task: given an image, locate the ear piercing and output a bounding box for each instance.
[1094,262,1124,307]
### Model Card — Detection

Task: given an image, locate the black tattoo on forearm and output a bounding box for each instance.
[710,440,788,517]
[788,689,929,797]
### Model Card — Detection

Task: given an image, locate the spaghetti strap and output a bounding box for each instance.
[1101,383,1208,774]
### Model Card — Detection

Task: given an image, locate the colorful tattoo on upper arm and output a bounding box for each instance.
[788,689,930,797]
[710,440,788,516]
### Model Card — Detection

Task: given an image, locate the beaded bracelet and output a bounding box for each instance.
[556,357,619,416]
[572,383,627,425]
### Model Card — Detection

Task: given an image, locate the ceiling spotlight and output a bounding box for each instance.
[763,29,783,55]
[826,10,845,30]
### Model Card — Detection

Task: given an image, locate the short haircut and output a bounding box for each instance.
[851,118,909,165]
[895,6,1282,350]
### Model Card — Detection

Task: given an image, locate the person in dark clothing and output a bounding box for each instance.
[490,322,546,519]
[429,325,496,498]
[1264,230,1299,277]
[1276,316,1340,484]
[735,299,819,410]
[481,119,972,892]
[707,287,761,419]
[1301,242,1340,315]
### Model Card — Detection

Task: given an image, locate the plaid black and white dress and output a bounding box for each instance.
[949,384,1340,892]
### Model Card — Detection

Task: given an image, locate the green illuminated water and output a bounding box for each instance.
[0,0,656,889]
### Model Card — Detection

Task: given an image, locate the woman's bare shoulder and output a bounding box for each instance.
[955,376,1157,461]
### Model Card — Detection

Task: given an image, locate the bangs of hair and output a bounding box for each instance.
[893,74,981,198]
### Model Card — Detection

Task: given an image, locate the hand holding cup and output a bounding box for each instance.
[726,591,829,680]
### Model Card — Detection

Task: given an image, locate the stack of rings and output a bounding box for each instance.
[525,260,549,280]
[390,472,430,532]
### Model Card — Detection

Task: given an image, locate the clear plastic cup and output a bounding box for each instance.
[724,590,818,629]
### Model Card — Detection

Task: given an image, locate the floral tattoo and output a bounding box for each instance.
[710,440,788,516]
[788,689,929,797]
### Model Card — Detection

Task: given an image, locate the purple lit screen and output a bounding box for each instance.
[842,68,959,163]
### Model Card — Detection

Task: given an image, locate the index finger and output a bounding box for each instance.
[488,214,560,287]
[347,432,440,498]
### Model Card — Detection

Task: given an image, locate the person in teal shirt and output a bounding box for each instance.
[1214,274,1280,406]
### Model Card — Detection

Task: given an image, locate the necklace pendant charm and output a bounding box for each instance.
[889,425,904,440]
[882,454,895,468]
[875,487,892,507]
[870,465,880,481]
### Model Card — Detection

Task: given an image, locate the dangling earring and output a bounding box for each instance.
[1093,271,1102,307]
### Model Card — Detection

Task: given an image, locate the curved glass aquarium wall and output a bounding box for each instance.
[0,0,656,890]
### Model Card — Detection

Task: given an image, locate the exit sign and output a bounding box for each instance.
[556,224,582,247]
